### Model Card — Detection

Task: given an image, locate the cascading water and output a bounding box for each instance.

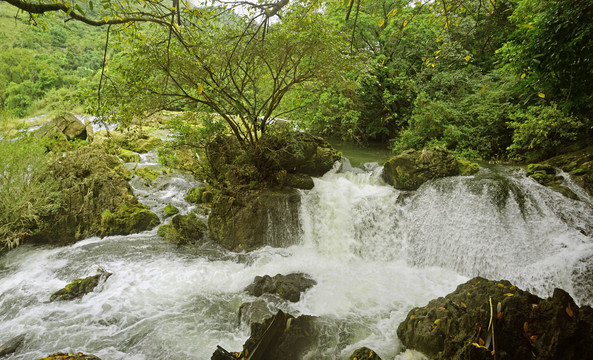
[1,157,592,359]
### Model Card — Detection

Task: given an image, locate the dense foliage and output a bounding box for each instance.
[2,0,592,162]
[0,136,62,250]
[0,4,104,118]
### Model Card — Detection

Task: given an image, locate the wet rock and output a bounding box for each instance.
[0,333,26,357]
[208,189,301,251]
[347,347,382,360]
[245,273,317,302]
[118,148,140,163]
[163,204,179,217]
[50,269,111,302]
[238,300,275,327]
[40,352,102,360]
[397,277,593,360]
[527,163,578,199]
[28,145,158,245]
[536,144,593,198]
[157,212,207,245]
[382,148,463,190]
[213,310,318,360]
[36,113,87,141]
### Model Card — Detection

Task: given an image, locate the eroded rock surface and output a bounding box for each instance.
[245,273,317,302]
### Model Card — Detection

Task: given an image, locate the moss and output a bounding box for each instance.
[158,212,207,245]
[99,202,159,236]
[457,160,479,176]
[527,163,555,175]
[185,187,206,203]
[164,204,179,216]
[135,166,161,185]
[118,148,141,163]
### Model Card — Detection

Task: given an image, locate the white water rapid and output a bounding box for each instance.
[1,157,592,359]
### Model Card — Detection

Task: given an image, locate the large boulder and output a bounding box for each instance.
[382,148,472,190]
[28,145,158,245]
[397,277,593,360]
[36,113,87,141]
[245,273,317,302]
[50,269,112,302]
[208,189,301,251]
[157,212,208,245]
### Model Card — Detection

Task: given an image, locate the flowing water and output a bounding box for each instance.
[1,155,592,359]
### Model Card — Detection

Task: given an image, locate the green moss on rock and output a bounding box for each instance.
[50,270,111,302]
[185,187,206,203]
[347,347,382,360]
[118,148,140,163]
[457,160,480,176]
[158,212,207,245]
[135,166,161,184]
[164,204,179,216]
[382,148,460,190]
[100,202,159,236]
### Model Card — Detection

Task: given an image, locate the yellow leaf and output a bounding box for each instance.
[197,84,203,94]
[479,337,485,346]
[378,19,385,27]
[538,93,546,98]
[410,314,415,319]
[403,20,408,27]
[437,35,443,42]
[465,56,471,61]
[461,302,467,309]
[504,293,514,296]
[480,84,487,93]
[566,305,574,318]
[523,322,529,333]
[497,283,506,288]
[521,73,526,79]
[434,319,441,325]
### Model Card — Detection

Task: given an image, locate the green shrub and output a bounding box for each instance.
[0,136,62,250]
[507,105,584,162]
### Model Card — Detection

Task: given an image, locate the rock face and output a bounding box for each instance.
[28,145,159,245]
[50,269,111,302]
[245,273,317,302]
[157,212,208,245]
[208,189,301,251]
[212,310,318,360]
[36,113,87,141]
[542,144,593,197]
[397,277,593,360]
[382,148,472,190]
[0,334,26,357]
[527,163,578,199]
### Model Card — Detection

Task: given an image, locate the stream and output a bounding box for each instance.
[1,152,592,359]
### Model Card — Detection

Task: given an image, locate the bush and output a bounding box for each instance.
[0,136,62,250]
[507,104,584,162]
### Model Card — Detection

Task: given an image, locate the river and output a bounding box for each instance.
[1,153,592,359]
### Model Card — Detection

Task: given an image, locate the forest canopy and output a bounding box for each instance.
[1,0,592,162]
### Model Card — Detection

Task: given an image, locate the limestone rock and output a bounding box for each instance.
[347,347,382,360]
[36,113,87,141]
[50,269,111,302]
[0,334,26,357]
[208,189,301,251]
[382,148,462,190]
[397,277,593,360]
[28,145,158,245]
[245,273,317,302]
[157,212,207,245]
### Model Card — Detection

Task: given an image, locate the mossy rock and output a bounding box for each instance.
[164,204,179,216]
[542,145,593,197]
[118,148,141,163]
[347,347,382,360]
[185,187,206,204]
[382,148,460,190]
[35,113,87,141]
[135,166,161,186]
[41,353,102,360]
[277,171,315,190]
[457,160,480,176]
[100,202,159,236]
[527,163,578,199]
[158,212,207,245]
[397,277,593,360]
[50,270,111,302]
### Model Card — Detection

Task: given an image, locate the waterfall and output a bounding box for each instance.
[0,158,591,360]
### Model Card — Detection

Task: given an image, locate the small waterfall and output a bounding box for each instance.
[299,163,593,306]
